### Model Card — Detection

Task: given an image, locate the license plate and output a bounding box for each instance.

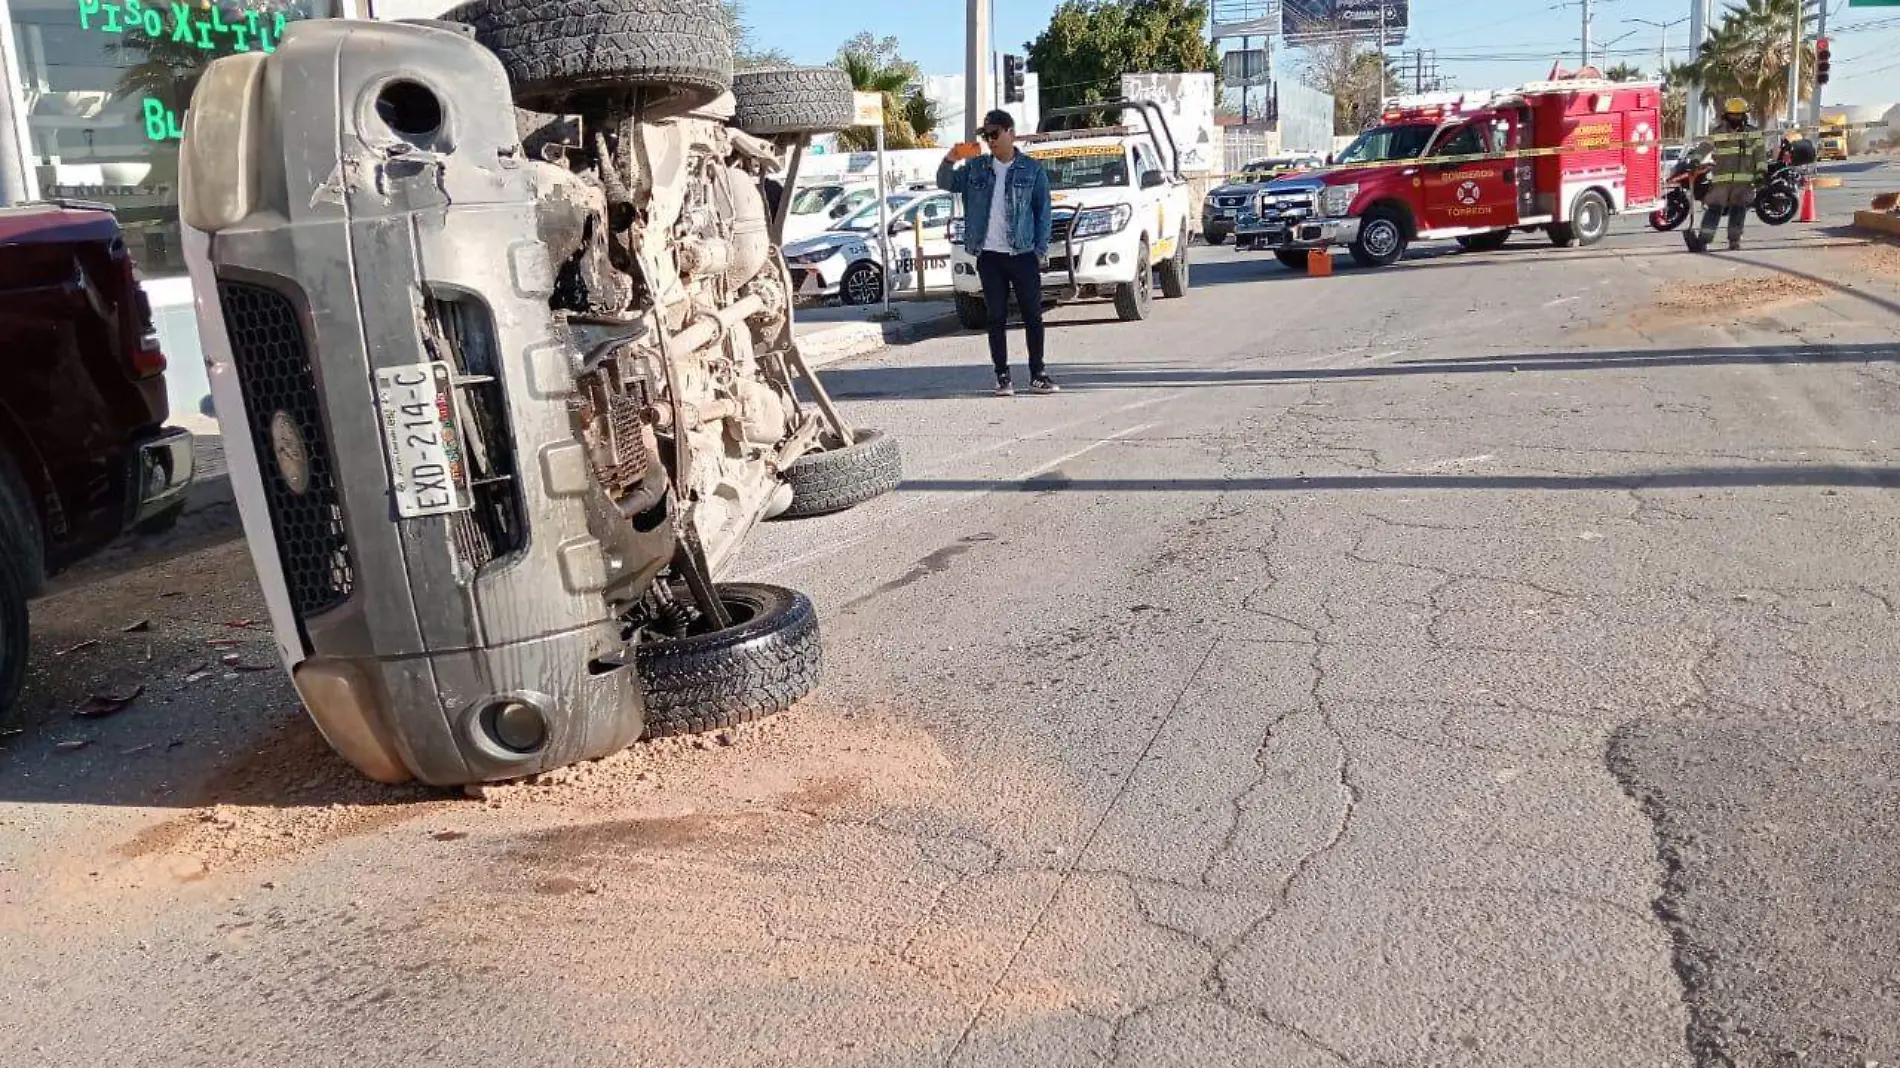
[375,361,473,519]
[1215,209,1235,219]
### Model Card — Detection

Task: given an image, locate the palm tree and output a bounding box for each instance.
[836,51,922,150]
[1686,0,1813,124]
[902,90,942,148]
[1603,62,1645,82]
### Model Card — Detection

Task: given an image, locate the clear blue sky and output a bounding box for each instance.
[741,0,1900,109]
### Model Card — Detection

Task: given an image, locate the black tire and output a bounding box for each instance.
[0,449,37,720]
[1202,229,1229,246]
[840,261,883,306]
[1455,230,1510,252]
[638,583,821,739]
[1159,225,1190,298]
[1274,250,1309,271]
[1350,208,1409,268]
[731,66,853,136]
[1570,190,1611,246]
[955,293,989,330]
[1650,189,1690,231]
[780,428,902,519]
[0,450,44,600]
[444,0,732,113]
[1547,223,1576,246]
[1757,188,1798,225]
[0,550,25,722]
[1114,239,1154,321]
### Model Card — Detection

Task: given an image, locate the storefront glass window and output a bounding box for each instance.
[8,0,338,276]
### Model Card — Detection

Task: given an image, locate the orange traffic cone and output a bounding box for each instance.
[1799,181,1818,223]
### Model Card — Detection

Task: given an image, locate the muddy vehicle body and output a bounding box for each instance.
[181,3,896,785]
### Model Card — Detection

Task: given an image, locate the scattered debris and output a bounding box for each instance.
[55,739,93,752]
[55,639,101,657]
[122,743,156,756]
[220,654,243,667]
[715,730,738,747]
[74,686,144,719]
[121,619,152,634]
[207,639,244,648]
[432,830,469,842]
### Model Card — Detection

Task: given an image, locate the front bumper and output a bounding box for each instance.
[1236,214,1360,250]
[132,426,195,525]
[951,229,1142,298]
[1202,209,1239,235]
[790,259,846,299]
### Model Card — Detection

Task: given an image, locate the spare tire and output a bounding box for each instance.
[444,0,731,113]
[732,67,855,136]
[638,583,822,739]
[780,428,902,518]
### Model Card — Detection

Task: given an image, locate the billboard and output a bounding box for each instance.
[1283,0,1409,45]
[1121,73,1220,175]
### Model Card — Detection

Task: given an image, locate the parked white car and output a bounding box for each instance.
[784,189,958,304]
[781,181,880,243]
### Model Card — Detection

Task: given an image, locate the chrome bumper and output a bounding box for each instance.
[1237,216,1361,248]
[133,427,195,524]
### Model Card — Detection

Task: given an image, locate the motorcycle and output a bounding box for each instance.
[1650,152,1713,231]
[1754,136,1817,226]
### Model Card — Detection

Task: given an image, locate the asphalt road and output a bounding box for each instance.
[4,162,1899,1068]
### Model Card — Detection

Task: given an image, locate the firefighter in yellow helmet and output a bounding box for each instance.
[1686,98,1766,252]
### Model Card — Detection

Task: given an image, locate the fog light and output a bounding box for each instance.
[484,701,548,754]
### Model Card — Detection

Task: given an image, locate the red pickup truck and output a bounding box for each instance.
[0,201,195,716]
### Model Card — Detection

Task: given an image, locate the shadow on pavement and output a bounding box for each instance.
[897,465,1900,495]
[820,342,1900,400]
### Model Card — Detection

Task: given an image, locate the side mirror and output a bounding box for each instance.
[1140,170,1166,189]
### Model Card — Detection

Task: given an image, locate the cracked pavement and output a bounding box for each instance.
[4,166,1899,1066]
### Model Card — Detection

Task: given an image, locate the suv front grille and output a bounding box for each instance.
[426,296,525,573]
[216,280,355,625]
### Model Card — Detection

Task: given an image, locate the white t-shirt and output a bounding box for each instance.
[984,156,1014,253]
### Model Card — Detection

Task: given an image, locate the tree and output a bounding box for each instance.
[1603,62,1645,83]
[721,1,791,70]
[1683,0,1813,125]
[1025,0,1215,112]
[1299,32,1398,134]
[835,35,927,150]
[903,91,943,148]
[1661,60,1695,141]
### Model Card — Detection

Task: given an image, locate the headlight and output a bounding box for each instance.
[1070,203,1133,239]
[1322,183,1359,218]
[1204,194,1219,206]
[786,248,835,265]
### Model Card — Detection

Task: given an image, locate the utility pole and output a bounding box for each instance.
[1786,0,1802,129]
[965,0,990,139]
[1687,0,1710,139]
[1581,0,1592,71]
[1378,3,1388,104]
[1811,0,1827,127]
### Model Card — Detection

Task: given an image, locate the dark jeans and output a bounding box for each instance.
[1696,202,1749,245]
[975,250,1046,378]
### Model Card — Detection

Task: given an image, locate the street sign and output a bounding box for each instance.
[852,92,884,126]
[1283,0,1409,44]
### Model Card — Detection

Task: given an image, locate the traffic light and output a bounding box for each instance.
[1003,54,1025,105]
[1815,37,1831,86]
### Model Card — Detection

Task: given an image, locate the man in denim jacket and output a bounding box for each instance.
[938,109,1056,395]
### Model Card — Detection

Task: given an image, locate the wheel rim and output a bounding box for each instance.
[1139,246,1151,302]
[1578,199,1605,238]
[1364,220,1399,258]
[845,266,880,305]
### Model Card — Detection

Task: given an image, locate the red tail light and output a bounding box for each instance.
[125,257,167,379]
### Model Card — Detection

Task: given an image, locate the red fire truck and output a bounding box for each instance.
[1236,79,1664,269]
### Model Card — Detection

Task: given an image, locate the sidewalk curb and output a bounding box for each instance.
[798,309,965,369]
[1852,210,1900,240]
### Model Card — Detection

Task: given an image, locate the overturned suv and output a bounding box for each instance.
[181,2,897,785]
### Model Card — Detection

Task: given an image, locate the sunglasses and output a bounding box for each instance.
[980,128,1006,140]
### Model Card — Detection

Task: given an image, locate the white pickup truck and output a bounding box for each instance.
[950,100,1193,327]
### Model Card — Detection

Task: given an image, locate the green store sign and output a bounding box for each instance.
[73,0,324,141]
